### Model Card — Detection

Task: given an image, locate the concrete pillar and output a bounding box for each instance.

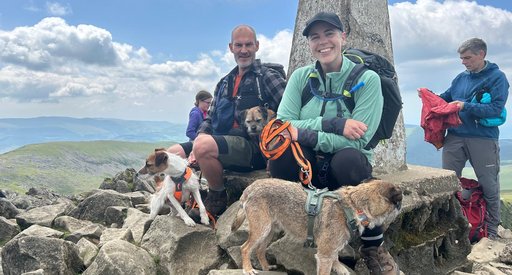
[289,0,407,174]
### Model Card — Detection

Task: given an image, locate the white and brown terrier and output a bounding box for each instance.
[137,149,209,227]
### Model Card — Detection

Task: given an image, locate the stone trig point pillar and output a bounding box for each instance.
[289,0,407,174]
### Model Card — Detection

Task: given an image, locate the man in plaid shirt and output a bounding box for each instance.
[168,24,286,220]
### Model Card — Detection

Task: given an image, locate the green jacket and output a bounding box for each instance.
[276,55,383,162]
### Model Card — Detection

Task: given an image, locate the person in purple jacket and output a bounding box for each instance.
[186,90,212,141]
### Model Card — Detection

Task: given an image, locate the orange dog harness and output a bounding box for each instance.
[170,166,193,201]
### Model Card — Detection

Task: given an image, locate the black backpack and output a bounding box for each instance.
[261,62,286,80]
[301,48,402,150]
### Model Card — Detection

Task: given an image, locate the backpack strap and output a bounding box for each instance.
[341,63,368,113]
[301,63,368,112]
[301,72,319,108]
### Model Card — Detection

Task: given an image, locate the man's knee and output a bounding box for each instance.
[193,135,217,158]
[167,144,186,158]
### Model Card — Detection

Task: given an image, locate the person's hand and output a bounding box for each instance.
[279,125,298,141]
[188,151,197,166]
[343,119,367,140]
[450,100,464,111]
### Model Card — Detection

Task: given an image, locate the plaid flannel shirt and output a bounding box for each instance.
[198,59,286,135]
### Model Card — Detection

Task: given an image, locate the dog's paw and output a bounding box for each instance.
[200,214,209,225]
[183,216,196,227]
[267,265,277,270]
[243,269,259,275]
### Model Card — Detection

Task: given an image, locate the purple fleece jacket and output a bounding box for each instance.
[186,106,206,140]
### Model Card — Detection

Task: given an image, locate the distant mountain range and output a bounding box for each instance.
[0,117,510,194]
[1,117,510,168]
[0,117,187,154]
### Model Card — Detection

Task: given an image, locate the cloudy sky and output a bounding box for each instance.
[0,0,511,136]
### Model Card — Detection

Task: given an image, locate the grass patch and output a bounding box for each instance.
[502,190,512,203]
[462,164,512,191]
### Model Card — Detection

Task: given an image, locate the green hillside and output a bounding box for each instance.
[0,140,172,195]
[462,164,512,191]
[1,139,510,197]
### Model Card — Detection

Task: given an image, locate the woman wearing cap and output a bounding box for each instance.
[186,90,213,141]
[268,12,398,275]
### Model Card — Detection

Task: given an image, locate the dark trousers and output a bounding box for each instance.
[269,146,373,190]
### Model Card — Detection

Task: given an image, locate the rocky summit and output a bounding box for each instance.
[1,167,512,275]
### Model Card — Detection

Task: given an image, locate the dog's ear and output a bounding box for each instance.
[154,148,166,153]
[155,151,168,167]
[239,109,248,124]
[385,184,403,209]
[258,106,267,121]
[267,109,276,121]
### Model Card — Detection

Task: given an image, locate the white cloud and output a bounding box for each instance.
[46,2,72,16]
[258,29,293,73]
[0,17,119,69]
[390,0,512,63]
[0,17,222,106]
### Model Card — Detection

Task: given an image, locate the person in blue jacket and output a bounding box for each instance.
[186,90,212,141]
[438,38,509,239]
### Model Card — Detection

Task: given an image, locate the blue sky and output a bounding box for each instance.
[0,0,511,137]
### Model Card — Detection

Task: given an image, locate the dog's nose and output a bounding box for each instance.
[390,186,403,210]
[395,201,402,210]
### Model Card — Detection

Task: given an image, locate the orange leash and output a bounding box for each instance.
[259,119,313,188]
[189,200,217,229]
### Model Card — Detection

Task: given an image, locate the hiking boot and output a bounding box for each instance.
[488,234,499,241]
[360,245,399,275]
[188,189,227,222]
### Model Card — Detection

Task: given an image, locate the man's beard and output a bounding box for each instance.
[236,56,253,69]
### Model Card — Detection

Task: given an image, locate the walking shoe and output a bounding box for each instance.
[488,234,499,241]
[188,189,227,222]
[360,245,399,275]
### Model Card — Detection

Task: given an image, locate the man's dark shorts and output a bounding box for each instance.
[180,135,266,172]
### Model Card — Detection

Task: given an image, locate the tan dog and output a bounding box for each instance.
[239,106,276,140]
[137,149,209,227]
[231,178,403,275]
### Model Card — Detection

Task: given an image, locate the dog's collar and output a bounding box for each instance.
[170,167,193,184]
[356,209,370,227]
[341,203,370,238]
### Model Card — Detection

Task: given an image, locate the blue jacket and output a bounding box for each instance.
[186,106,205,141]
[439,61,509,139]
